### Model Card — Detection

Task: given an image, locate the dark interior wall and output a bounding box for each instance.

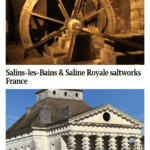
[6,0,26,43]
[6,0,10,44]
[11,0,26,33]
[110,0,131,34]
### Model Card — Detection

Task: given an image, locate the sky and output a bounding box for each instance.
[6,89,144,137]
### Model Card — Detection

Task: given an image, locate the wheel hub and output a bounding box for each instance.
[68,19,82,30]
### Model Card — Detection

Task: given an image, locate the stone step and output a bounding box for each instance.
[100,48,144,64]
[58,37,71,50]
[49,45,68,57]
[93,43,103,59]
[69,59,102,65]
[55,56,102,65]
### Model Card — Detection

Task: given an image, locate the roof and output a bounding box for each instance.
[35,89,47,94]
[35,89,84,94]
[64,89,84,92]
[6,97,92,134]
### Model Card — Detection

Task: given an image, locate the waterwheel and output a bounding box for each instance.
[19,0,115,62]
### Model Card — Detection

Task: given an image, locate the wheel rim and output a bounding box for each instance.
[19,0,38,50]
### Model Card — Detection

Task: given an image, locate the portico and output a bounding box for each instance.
[48,127,142,150]
[47,104,144,150]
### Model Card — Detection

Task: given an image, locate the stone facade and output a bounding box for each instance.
[6,105,144,150]
[6,129,48,150]
[6,133,142,150]
[110,0,131,34]
[130,0,144,33]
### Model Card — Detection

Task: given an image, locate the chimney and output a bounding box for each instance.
[26,107,31,116]
[39,106,51,124]
[62,105,72,119]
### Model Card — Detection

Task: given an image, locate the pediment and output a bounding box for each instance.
[69,104,144,128]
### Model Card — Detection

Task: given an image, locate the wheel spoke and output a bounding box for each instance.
[81,28,144,50]
[57,0,70,21]
[81,8,105,22]
[71,0,84,19]
[22,9,65,25]
[25,26,67,52]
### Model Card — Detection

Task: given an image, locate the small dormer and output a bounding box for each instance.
[62,105,72,119]
[39,106,51,124]
[35,89,83,102]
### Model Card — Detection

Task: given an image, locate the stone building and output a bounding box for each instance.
[6,89,144,150]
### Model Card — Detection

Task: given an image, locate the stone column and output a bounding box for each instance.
[95,135,104,150]
[121,136,130,150]
[134,137,141,150]
[109,136,117,150]
[82,135,90,150]
[67,135,76,150]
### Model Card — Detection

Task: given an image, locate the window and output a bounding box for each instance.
[64,92,67,96]
[44,92,46,97]
[52,144,55,150]
[53,91,56,95]
[27,145,30,150]
[103,112,110,121]
[39,94,41,100]
[62,105,71,119]
[75,93,78,97]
